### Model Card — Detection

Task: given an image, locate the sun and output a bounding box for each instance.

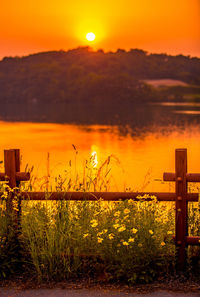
[86,32,96,41]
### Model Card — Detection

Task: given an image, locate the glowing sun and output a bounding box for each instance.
[86,32,96,41]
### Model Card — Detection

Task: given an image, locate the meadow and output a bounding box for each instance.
[0,152,199,285]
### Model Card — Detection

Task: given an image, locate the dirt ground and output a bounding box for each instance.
[0,278,200,297]
[0,287,200,297]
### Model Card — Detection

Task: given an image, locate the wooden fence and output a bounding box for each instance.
[0,148,200,272]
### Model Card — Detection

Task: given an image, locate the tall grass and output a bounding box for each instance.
[0,150,199,283]
[20,198,177,283]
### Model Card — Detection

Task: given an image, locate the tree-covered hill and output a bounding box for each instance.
[0,47,199,124]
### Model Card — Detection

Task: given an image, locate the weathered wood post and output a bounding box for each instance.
[2,149,30,224]
[163,148,200,271]
[175,149,188,271]
[14,149,22,224]
[4,149,17,212]
[4,149,21,240]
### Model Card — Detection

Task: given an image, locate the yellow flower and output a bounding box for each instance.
[124,208,130,214]
[90,219,98,228]
[83,233,89,238]
[149,230,154,235]
[128,199,134,204]
[138,243,142,247]
[108,233,114,240]
[161,241,165,246]
[131,228,138,234]
[123,215,129,220]
[151,195,157,201]
[97,237,103,243]
[118,225,126,232]
[167,231,173,235]
[113,223,120,229]
[123,241,129,246]
[128,237,135,243]
[114,211,120,217]
[103,229,108,233]
[155,217,161,223]
[97,231,103,236]
[115,219,119,223]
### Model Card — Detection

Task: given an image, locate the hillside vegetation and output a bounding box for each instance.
[0,47,199,124]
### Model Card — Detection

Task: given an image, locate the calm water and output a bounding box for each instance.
[0,121,200,191]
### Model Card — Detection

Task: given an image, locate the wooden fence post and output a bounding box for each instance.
[4,149,22,234]
[14,149,20,187]
[175,149,188,271]
[4,150,17,212]
[14,149,22,224]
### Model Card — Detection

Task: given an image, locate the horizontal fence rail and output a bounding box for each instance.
[0,148,200,272]
[0,191,198,202]
[164,172,200,182]
[0,172,30,181]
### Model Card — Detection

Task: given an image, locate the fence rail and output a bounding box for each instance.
[0,191,199,202]
[0,148,200,272]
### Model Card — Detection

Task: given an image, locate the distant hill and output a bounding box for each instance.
[0,47,199,124]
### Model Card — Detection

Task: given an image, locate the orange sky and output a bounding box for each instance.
[0,0,199,59]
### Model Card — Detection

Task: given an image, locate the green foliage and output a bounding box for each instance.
[0,48,199,124]
[20,198,176,283]
[0,199,20,279]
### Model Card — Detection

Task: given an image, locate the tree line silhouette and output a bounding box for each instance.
[0,47,199,125]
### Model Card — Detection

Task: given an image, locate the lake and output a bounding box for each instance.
[0,118,200,192]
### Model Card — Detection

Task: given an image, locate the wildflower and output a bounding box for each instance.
[118,225,126,232]
[50,218,55,225]
[108,233,114,240]
[103,229,108,233]
[151,195,157,201]
[113,223,120,229]
[123,215,129,220]
[123,241,129,246]
[155,217,161,223]
[149,230,154,235]
[161,241,166,246]
[128,237,135,243]
[128,199,134,204]
[97,231,103,236]
[1,191,8,199]
[131,228,138,234]
[114,211,120,217]
[90,219,98,228]
[12,199,19,212]
[83,233,89,238]
[124,208,130,214]
[97,237,103,243]
[138,243,142,247]
[167,231,173,235]
[115,219,119,223]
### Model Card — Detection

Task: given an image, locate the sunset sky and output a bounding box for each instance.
[0,0,199,59]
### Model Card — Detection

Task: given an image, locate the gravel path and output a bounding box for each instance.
[0,288,200,297]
